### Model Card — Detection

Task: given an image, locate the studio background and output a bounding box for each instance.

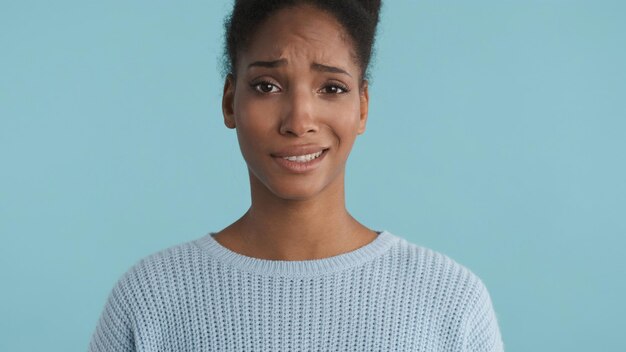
[1,1,624,351]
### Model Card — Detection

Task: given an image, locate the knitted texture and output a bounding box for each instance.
[88,230,504,351]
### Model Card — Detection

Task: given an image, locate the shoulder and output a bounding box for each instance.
[391,234,489,296]
[388,233,497,322]
[388,233,504,350]
[110,234,209,300]
[90,236,210,350]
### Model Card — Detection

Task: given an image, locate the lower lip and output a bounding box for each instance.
[272,149,328,174]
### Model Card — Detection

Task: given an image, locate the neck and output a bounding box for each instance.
[224,169,374,261]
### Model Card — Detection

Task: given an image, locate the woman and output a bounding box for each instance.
[89,1,505,351]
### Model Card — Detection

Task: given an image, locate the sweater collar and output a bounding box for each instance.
[197,230,399,277]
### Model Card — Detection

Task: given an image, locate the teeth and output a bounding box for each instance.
[283,150,323,162]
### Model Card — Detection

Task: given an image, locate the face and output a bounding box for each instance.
[222,4,369,201]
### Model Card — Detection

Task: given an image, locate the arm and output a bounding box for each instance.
[459,278,505,352]
[88,273,137,352]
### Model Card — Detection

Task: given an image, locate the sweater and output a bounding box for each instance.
[88,230,504,351]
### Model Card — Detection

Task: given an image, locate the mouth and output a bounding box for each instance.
[280,148,328,162]
[271,148,329,173]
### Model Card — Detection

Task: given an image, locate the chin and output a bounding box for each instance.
[248,167,341,202]
[265,180,326,201]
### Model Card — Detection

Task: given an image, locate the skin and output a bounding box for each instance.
[214,4,378,261]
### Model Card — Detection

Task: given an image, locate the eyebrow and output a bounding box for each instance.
[247,59,288,69]
[311,63,352,78]
[247,59,352,78]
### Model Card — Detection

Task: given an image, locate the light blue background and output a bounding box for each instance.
[1,1,624,351]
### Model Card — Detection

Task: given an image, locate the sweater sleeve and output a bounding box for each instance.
[459,277,505,352]
[88,271,137,352]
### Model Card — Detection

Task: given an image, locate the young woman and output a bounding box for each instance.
[89,1,504,351]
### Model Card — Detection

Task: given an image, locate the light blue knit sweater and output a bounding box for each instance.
[88,230,504,351]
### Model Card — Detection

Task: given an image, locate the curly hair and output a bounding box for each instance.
[221,0,382,83]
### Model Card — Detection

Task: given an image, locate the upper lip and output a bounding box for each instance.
[271,144,329,158]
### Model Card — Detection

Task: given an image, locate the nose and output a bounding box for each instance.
[279,87,319,137]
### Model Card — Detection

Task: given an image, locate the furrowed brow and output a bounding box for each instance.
[246,59,352,78]
[311,62,352,78]
[247,59,288,69]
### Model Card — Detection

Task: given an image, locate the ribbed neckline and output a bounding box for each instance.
[196,230,400,277]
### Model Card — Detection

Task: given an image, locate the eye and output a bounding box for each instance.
[251,81,281,94]
[319,83,349,94]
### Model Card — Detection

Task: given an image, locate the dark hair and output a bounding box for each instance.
[221,0,382,84]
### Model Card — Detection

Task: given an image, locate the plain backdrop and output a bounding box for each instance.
[1,1,625,351]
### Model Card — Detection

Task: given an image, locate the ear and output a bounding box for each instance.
[222,74,236,129]
[357,80,369,135]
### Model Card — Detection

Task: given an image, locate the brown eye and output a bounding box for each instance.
[251,81,280,93]
[320,84,349,94]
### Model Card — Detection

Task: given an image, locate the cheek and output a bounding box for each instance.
[236,94,284,134]
[325,102,361,147]
[233,100,279,172]
[235,119,267,160]
[234,97,274,143]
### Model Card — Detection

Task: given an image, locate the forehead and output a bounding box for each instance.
[238,5,359,72]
